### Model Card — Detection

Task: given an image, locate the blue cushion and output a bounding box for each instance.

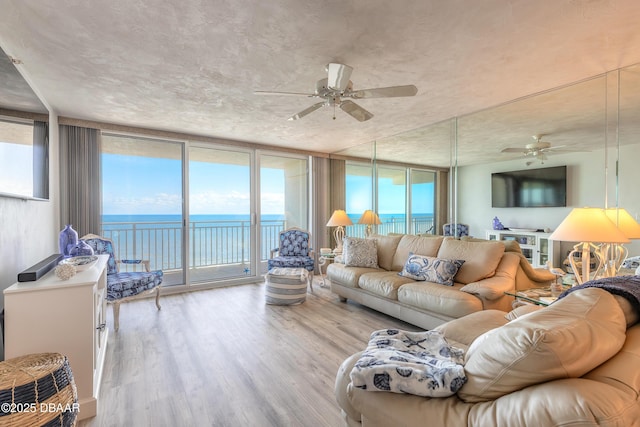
[107,270,163,301]
[268,256,314,272]
[279,230,311,257]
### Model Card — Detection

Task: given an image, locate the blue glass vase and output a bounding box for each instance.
[59,224,79,257]
[69,240,94,257]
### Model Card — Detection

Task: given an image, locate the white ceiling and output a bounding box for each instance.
[2,0,640,167]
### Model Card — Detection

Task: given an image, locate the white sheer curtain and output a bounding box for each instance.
[59,125,102,237]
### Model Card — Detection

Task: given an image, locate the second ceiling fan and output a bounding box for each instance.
[501,135,585,165]
[255,63,418,122]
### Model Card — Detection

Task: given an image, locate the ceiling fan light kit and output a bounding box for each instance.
[501,134,586,165]
[256,63,418,122]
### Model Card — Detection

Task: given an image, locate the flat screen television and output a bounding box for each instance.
[491,165,567,208]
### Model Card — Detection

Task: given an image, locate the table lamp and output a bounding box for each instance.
[326,209,353,254]
[601,207,640,277]
[549,207,629,285]
[357,210,381,237]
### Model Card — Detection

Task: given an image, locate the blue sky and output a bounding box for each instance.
[102,153,433,216]
[0,141,33,197]
[103,154,285,215]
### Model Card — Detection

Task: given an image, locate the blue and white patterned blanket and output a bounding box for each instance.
[558,275,640,314]
[350,329,466,397]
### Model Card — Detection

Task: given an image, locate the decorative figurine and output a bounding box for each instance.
[55,263,77,281]
[492,217,505,230]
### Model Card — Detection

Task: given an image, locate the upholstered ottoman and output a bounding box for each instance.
[265,267,312,305]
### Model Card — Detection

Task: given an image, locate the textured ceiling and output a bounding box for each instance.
[1,0,640,167]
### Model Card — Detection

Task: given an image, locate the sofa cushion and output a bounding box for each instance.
[436,238,504,284]
[368,235,402,271]
[326,263,381,288]
[458,288,627,403]
[358,271,415,299]
[391,235,444,271]
[398,253,465,286]
[398,282,483,318]
[343,237,378,268]
[461,235,522,254]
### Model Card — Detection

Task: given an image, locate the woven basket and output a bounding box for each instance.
[0,353,78,427]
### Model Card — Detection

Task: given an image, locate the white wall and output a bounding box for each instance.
[0,114,59,357]
[457,143,640,258]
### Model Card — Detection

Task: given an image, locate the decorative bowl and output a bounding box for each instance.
[59,255,99,271]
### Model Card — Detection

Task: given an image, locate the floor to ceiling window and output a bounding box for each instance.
[345,163,373,237]
[259,153,309,274]
[410,169,437,234]
[346,161,438,236]
[101,134,184,286]
[188,146,253,283]
[101,133,310,287]
[378,166,407,234]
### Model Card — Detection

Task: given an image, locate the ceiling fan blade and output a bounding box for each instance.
[501,148,528,153]
[254,90,315,97]
[340,100,373,122]
[350,85,418,99]
[327,63,353,92]
[288,102,325,121]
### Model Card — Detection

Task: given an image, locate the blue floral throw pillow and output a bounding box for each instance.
[399,253,465,286]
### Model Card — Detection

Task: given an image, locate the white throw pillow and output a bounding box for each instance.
[343,237,378,268]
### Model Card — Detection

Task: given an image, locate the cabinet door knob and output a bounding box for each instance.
[96,322,106,331]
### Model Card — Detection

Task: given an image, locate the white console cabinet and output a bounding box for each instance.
[486,229,560,268]
[4,254,109,420]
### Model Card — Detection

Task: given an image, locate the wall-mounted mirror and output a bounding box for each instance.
[338,61,640,258]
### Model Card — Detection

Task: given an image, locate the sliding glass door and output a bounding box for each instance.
[188,146,254,283]
[101,135,310,287]
[259,153,309,274]
[101,134,185,286]
[410,169,437,234]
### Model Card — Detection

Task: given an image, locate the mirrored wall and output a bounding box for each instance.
[338,62,640,256]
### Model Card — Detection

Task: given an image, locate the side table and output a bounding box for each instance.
[318,253,336,288]
[504,284,570,307]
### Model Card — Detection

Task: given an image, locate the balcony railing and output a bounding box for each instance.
[101,215,434,273]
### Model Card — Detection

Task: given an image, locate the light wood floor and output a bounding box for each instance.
[79,279,419,427]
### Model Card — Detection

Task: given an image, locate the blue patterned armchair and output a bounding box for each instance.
[268,228,315,276]
[82,234,162,332]
[443,223,470,238]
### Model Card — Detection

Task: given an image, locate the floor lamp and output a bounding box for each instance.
[549,207,629,285]
[327,210,353,254]
[358,210,381,237]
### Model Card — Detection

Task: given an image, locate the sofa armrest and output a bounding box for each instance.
[459,275,514,301]
[471,378,640,426]
[515,257,555,290]
[335,351,365,425]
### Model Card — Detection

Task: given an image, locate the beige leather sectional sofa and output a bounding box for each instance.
[327,234,554,330]
[335,287,640,426]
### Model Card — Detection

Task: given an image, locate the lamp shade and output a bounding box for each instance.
[604,208,640,239]
[549,207,630,243]
[326,209,353,227]
[357,210,382,225]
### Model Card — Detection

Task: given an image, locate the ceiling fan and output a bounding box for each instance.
[501,135,585,165]
[255,63,418,122]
